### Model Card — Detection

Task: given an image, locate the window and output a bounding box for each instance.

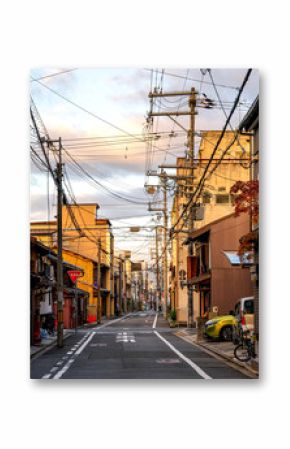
[244,300,254,314]
[230,193,237,205]
[216,194,230,204]
[202,191,211,204]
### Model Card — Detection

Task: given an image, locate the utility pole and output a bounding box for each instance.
[123,264,127,314]
[97,238,102,324]
[56,137,64,348]
[161,173,169,318]
[147,87,200,327]
[147,175,168,317]
[110,234,114,318]
[119,259,123,315]
[155,226,160,312]
[187,88,196,328]
[74,282,78,334]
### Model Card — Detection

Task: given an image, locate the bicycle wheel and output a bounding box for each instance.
[234,343,251,362]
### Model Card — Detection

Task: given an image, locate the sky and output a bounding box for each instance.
[30,67,259,260]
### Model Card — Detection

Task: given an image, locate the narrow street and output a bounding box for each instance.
[2,9,285,449]
[31,312,250,379]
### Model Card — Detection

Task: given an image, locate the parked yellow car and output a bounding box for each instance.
[204,315,237,341]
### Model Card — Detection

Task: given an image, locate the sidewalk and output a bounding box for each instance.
[30,315,125,359]
[30,329,74,359]
[175,329,259,378]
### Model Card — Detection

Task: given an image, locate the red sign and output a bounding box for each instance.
[67,270,83,283]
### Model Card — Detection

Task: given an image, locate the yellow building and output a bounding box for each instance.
[62,249,94,322]
[114,250,133,313]
[30,203,114,322]
[170,130,251,325]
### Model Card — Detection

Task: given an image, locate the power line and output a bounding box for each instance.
[31,76,147,143]
[171,69,253,234]
[63,148,163,205]
[207,69,249,168]
[30,68,78,82]
[143,68,239,91]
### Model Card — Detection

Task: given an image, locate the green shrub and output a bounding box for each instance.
[170,309,177,321]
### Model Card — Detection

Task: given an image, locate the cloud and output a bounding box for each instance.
[30,68,259,259]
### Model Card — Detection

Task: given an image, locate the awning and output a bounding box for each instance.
[64,287,89,298]
[187,272,211,285]
[222,250,254,266]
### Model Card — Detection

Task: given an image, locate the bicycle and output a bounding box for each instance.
[233,324,256,362]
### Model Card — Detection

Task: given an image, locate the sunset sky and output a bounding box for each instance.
[30,68,259,259]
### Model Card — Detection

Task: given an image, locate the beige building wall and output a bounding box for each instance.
[171,130,251,325]
[61,204,111,267]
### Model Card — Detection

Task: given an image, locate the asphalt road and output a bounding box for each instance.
[31,311,250,379]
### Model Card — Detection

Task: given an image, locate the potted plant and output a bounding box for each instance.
[168,309,177,328]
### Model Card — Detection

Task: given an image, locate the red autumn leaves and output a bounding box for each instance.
[230,180,259,256]
[230,180,259,224]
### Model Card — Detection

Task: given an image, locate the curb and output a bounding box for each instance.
[30,332,73,360]
[196,340,259,377]
[31,314,131,360]
[176,332,259,378]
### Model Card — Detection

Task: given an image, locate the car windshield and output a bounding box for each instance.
[244,300,254,314]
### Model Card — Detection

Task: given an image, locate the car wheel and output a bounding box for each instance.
[220,326,233,341]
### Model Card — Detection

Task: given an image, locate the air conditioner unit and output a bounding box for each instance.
[192,204,204,220]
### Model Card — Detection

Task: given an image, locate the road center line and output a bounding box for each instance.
[153,330,212,379]
[92,314,131,331]
[52,359,75,379]
[75,331,96,355]
[152,313,158,329]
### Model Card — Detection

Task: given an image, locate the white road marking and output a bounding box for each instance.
[41,315,131,379]
[75,332,96,355]
[152,313,158,329]
[153,330,212,379]
[156,358,181,364]
[116,331,135,343]
[52,359,75,379]
[41,331,97,379]
[92,314,131,331]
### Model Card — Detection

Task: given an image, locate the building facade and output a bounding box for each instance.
[30,203,114,323]
[187,213,253,320]
[170,130,251,325]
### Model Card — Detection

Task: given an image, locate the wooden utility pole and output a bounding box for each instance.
[161,173,169,317]
[119,259,123,315]
[155,226,160,312]
[110,234,114,317]
[187,88,196,328]
[148,87,198,327]
[56,137,64,347]
[97,238,102,324]
[123,263,127,314]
